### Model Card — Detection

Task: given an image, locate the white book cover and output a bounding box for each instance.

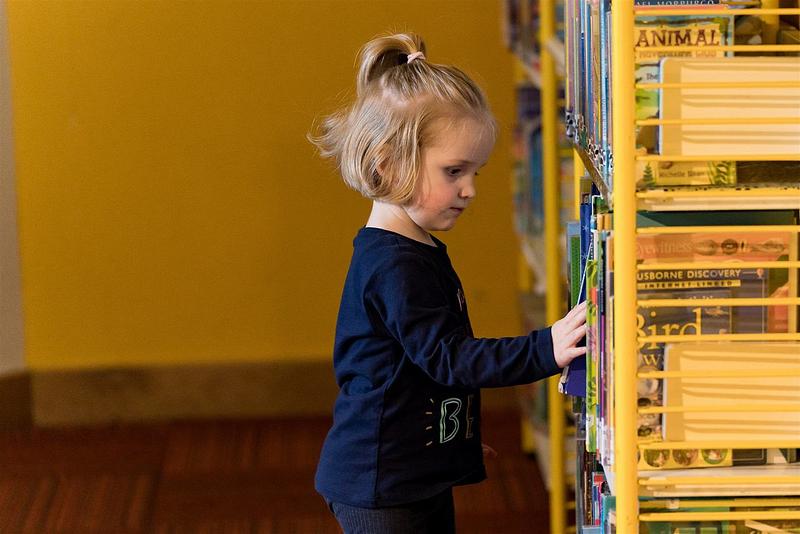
[639,464,800,497]
[659,57,800,157]
[663,341,800,442]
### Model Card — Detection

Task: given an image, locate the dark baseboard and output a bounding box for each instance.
[31,360,339,426]
[23,360,518,427]
[0,370,32,428]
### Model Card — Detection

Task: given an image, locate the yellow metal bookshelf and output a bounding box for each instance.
[539,1,568,533]
[569,1,800,531]
[512,0,800,530]
[508,0,575,531]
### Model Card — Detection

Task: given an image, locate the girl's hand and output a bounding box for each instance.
[550,300,588,368]
[481,443,498,459]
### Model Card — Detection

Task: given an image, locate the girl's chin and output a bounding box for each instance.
[431,221,457,232]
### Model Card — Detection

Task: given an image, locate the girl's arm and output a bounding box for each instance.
[369,255,586,389]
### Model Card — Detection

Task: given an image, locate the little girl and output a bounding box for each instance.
[309,33,587,534]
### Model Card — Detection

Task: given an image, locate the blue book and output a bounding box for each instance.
[559,212,591,397]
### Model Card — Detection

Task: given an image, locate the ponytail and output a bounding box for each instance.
[356,34,426,96]
[309,32,495,203]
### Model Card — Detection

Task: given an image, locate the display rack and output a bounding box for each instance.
[510,0,800,532]
[569,1,800,531]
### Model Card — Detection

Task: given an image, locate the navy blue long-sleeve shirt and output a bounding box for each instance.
[315,227,560,508]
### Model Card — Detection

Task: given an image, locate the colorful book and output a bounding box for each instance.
[633,15,734,188]
[560,221,588,396]
[631,210,795,474]
[635,0,726,7]
[635,227,794,443]
[586,258,599,452]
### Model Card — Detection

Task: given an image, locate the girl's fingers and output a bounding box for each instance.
[567,304,587,327]
[568,326,586,346]
[571,314,587,330]
[567,346,587,358]
[567,300,587,319]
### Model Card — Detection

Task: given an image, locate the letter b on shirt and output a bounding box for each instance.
[439,398,462,443]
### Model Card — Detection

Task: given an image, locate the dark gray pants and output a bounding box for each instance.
[327,488,456,534]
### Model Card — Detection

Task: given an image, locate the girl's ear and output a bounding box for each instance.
[375,155,390,179]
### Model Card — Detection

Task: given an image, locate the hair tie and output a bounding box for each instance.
[407,52,426,64]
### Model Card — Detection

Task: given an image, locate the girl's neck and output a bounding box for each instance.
[366,201,436,247]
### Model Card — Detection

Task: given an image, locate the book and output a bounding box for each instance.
[635,227,794,445]
[600,0,612,182]
[559,221,588,396]
[633,15,734,188]
[585,192,609,453]
[745,518,800,532]
[638,444,733,470]
[635,0,726,7]
[659,56,800,161]
[586,257,599,452]
[603,235,615,467]
[638,464,800,497]
[636,286,735,442]
[631,212,796,474]
[663,341,800,443]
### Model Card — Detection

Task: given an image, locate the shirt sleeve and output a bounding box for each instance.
[367,253,561,388]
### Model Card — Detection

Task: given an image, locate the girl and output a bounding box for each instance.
[309,33,587,534]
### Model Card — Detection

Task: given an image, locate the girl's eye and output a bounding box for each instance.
[446,168,462,177]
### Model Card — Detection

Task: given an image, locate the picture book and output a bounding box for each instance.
[603,240,615,467]
[586,257,599,452]
[638,444,733,470]
[599,1,611,182]
[636,286,735,442]
[638,464,800,497]
[633,15,734,188]
[635,226,794,449]
[659,56,800,159]
[663,341,800,443]
[559,221,587,397]
[634,0,726,7]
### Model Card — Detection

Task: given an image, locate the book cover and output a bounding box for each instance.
[590,0,602,160]
[663,342,800,443]
[635,0,725,7]
[599,0,612,181]
[638,445,732,470]
[638,464,800,497]
[659,56,800,159]
[633,15,734,188]
[635,228,794,441]
[636,286,735,442]
[604,234,615,467]
[586,258,599,452]
[633,224,794,471]
[560,221,587,396]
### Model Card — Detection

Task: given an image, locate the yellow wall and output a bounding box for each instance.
[7,0,520,370]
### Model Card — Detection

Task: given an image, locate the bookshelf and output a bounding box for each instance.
[505,0,575,532]
[580,1,800,532]
[508,0,800,532]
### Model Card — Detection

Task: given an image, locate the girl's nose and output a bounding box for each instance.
[460,178,476,199]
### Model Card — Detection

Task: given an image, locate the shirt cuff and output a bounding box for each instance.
[535,326,561,376]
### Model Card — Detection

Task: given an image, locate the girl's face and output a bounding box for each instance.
[404,117,494,233]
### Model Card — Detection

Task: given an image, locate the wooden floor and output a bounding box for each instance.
[0,410,551,533]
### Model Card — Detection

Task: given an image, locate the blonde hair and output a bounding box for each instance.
[309,33,496,204]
